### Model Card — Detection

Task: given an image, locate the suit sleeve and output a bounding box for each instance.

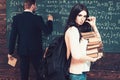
[39,16,53,35]
[9,16,18,55]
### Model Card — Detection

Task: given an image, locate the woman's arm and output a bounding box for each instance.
[67,26,101,62]
[86,16,102,41]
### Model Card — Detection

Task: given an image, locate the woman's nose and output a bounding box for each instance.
[81,17,86,22]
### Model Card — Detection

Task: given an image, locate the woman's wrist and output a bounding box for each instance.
[91,24,96,28]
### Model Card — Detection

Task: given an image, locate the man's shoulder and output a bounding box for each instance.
[13,12,43,21]
[33,14,43,21]
[12,13,22,20]
[13,12,25,18]
[34,14,42,18]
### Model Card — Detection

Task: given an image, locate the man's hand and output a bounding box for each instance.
[47,14,53,21]
[8,54,17,67]
[8,54,14,60]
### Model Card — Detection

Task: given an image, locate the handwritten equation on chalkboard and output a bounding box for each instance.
[6,0,120,52]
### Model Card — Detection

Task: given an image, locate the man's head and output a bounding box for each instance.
[24,0,36,12]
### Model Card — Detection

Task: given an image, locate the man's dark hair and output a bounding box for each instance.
[24,0,36,9]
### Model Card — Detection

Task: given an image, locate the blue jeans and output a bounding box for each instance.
[69,72,86,80]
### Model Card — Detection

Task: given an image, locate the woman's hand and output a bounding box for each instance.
[91,52,103,62]
[86,16,96,28]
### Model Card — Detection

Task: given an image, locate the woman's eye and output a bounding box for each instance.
[78,14,82,17]
[84,15,87,18]
[78,14,87,18]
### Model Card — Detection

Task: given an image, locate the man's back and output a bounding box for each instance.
[10,12,44,55]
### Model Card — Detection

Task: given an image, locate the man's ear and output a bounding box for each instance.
[31,4,35,9]
[31,4,36,11]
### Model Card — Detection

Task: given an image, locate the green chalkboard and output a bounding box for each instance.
[6,0,120,53]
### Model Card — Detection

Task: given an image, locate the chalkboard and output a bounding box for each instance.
[6,0,120,53]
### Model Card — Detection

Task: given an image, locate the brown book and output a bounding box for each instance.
[87,41,103,49]
[87,53,98,58]
[87,41,101,46]
[87,48,98,58]
[88,37,101,42]
[81,32,95,36]
[82,35,95,39]
[8,57,17,67]
[87,44,100,50]
[81,31,96,39]
[87,52,104,58]
[86,48,98,55]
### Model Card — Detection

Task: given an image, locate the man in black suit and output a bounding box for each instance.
[7,0,53,80]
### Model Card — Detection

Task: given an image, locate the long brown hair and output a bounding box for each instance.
[64,3,89,33]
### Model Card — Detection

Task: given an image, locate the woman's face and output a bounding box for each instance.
[75,10,87,26]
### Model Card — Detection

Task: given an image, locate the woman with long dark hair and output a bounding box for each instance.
[64,3,103,80]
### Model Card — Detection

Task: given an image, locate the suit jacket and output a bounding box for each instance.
[9,12,53,56]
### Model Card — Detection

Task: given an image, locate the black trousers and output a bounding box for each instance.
[45,71,67,80]
[19,54,42,80]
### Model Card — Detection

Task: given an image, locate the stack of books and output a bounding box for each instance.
[81,31,103,58]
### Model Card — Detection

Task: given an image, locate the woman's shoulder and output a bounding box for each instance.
[65,26,79,37]
[67,26,79,33]
[67,26,78,32]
